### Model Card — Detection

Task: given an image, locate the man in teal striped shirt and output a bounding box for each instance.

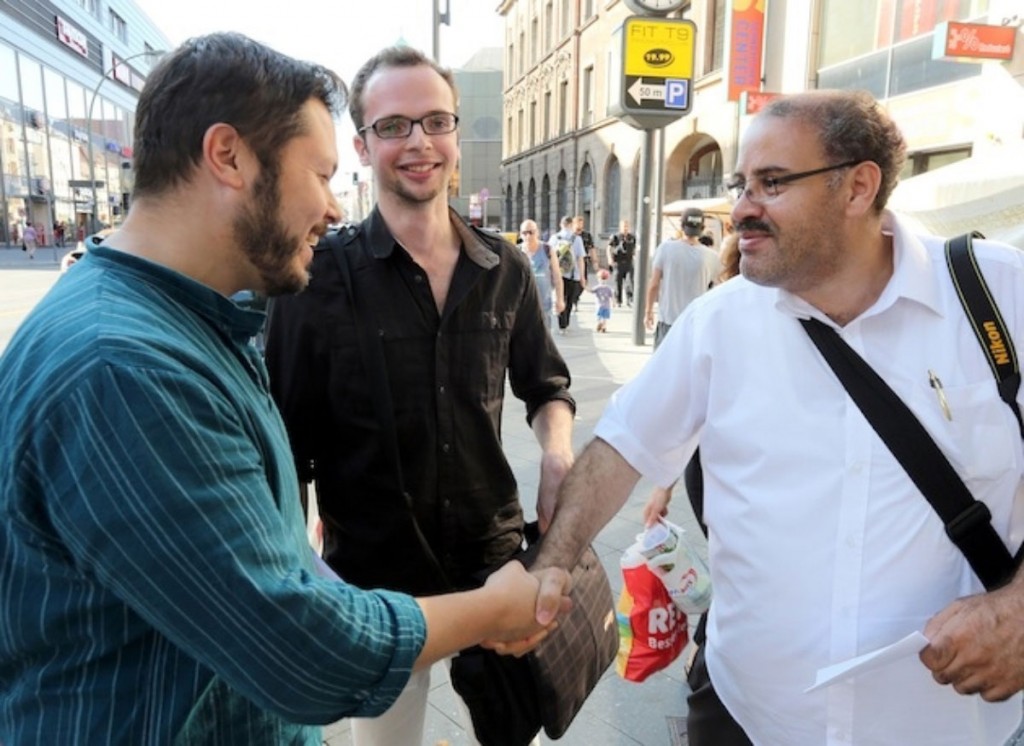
[0,33,569,745]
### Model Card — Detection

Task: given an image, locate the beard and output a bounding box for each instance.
[233,166,311,296]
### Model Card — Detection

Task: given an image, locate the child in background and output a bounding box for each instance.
[590,268,614,333]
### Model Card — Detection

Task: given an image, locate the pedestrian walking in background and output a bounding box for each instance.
[606,219,637,307]
[520,217,565,328]
[21,221,37,259]
[550,214,587,334]
[588,267,614,333]
[530,88,1024,746]
[574,214,597,285]
[644,207,720,349]
[265,45,576,746]
[0,33,568,746]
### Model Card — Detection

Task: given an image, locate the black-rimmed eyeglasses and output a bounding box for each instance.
[725,160,861,204]
[358,112,459,140]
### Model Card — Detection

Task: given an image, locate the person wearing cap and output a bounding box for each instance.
[644,206,720,349]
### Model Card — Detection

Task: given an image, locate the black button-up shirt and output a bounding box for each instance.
[266,208,574,594]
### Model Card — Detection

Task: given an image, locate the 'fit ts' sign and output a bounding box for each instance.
[610,17,697,131]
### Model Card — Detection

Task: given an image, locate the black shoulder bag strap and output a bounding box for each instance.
[324,228,455,588]
[800,317,1017,591]
[945,231,1024,438]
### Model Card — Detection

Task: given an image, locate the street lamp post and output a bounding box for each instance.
[86,49,163,235]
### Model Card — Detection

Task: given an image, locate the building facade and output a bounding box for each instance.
[451,47,505,228]
[498,0,1023,244]
[0,0,169,246]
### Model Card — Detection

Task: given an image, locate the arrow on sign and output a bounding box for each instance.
[627,78,666,106]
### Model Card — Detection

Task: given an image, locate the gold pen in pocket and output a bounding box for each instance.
[928,369,952,421]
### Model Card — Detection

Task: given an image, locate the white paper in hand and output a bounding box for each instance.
[804,631,930,693]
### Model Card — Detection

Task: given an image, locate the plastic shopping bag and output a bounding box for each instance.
[616,546,689,682]
[615,519,712,682]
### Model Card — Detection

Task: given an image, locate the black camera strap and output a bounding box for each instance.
[801,316,1017,591]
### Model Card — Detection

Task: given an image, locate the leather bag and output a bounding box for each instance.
[450,523,619,745]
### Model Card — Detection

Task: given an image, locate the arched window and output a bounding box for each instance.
[505,185,513,229]
[603,157,620,232]
[515,182,524,227]
[540,174,552,235]
[578,161,594,226]
[556,170,568,224]
[527,178,537,222]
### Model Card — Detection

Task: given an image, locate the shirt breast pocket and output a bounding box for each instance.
[910,378,1019,485]
[449,311,514,400]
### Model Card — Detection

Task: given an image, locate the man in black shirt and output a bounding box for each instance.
[606,219,637,307]
[264,45,576,745]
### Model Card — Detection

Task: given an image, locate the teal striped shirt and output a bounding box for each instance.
[0,246,426,744]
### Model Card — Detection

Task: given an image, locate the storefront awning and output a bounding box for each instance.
[889,142,1024,250]
[661,196,733,217]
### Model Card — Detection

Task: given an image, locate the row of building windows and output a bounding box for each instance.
[73,0,131,44]
[502,1,726,159]
[0,40,138,245]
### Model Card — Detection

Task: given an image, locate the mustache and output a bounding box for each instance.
[735,219,773,234]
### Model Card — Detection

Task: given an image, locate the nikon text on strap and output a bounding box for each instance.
[945,231,1023,438]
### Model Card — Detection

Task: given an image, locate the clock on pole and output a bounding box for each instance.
[622,0,687,15]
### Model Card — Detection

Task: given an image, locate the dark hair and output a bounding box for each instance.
[761,90,906,212]
[132,33,346,198]
[349,46,458,132]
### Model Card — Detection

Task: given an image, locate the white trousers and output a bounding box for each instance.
[350,661,541,746]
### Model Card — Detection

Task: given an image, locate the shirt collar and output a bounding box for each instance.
[88,244,266,344]
[364,206,499,270]
[775,210,944,324]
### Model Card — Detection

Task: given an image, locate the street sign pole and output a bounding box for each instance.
[633,128,657,346]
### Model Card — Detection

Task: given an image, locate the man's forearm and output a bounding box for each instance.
[535,437,640,570]
[530,399,574,454]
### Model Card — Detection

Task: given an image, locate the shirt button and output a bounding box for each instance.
[439,385,446,395]
[441,443,451,454]
[414,274,424,283]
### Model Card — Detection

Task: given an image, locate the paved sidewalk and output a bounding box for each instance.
[323,294,702,745]
[0,243,68,270]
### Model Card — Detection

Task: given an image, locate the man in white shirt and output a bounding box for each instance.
[529,90,1024,745]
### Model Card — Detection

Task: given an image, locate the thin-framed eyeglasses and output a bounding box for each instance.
[520,229,536,235]
[358,112,459,139]
[725,160,861,204]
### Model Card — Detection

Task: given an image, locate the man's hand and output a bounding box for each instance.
[643,486,672,528]
[644,310,655,331]
[481,565,573,656]
[920,582,1024,701]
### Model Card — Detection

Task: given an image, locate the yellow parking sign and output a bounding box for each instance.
[610,16,697,129]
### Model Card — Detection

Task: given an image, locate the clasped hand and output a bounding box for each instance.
[480,563,573,657]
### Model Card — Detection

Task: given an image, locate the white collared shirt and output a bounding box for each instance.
[596,212,1024,745]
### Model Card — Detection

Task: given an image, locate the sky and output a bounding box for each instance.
[132,0,505,178]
